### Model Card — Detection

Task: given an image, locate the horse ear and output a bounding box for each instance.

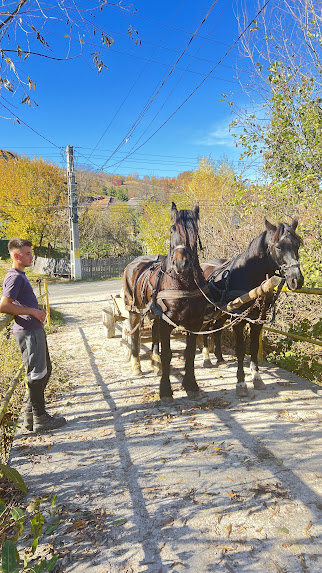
[291,218,298,230]
[264,218,276,233]
[171,202,178,222]
[193,203,200,220]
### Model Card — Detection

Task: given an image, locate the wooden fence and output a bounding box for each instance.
[81,256,133,280]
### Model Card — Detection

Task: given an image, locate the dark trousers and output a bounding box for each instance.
[14,329,52,417]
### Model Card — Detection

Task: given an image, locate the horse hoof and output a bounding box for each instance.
[187,390,200,399]
[216,360,226,369]
[253,378,266,390]
[160,396,173,404]
[203,359,212,368]
[236,384,248,397]
[132,368,142,376]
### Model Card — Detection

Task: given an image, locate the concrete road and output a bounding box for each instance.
[9,282,322,573]
[47,279,122,304]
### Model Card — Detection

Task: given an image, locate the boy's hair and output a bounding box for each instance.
[8,238,32,253]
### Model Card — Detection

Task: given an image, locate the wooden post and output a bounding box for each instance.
[44,279,51,327]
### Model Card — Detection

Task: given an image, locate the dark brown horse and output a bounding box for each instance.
[123,202,207,399]
[201,218,304,396]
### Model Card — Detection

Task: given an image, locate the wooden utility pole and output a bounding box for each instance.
[66,145,82,280]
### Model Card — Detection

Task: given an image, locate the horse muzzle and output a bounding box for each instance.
[283,264,304,291]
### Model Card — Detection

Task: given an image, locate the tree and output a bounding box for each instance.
[79,203,141,257]
[0,1,139,113]
[137,200,172,255]
[227,0,322,286]
[0,156,66,249]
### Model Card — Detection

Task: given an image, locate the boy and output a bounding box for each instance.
[0,238,66,433]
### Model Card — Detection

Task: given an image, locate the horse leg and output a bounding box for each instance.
[214,316,227,367]
[159,320,173,399]
[182,333,200,394]
[250,323,266,390]
[129,311,142,376]
[202,333,212,368]
[233,322,248,397]
[151,317,161,374]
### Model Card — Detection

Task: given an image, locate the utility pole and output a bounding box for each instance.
[66,145,82,280]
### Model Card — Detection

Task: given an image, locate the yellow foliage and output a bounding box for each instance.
[179,156,235,207]
[138,200,172,254]
[0,156,66,248]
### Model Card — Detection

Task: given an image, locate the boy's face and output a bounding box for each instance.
[12,246,34,269]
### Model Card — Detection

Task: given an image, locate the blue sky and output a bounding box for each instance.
[0,0,266,178]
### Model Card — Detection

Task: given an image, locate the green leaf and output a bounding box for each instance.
[11,507,25,521]
[46,555,59,571]
[278,527,289,534]
[0,463,28,494]
[45,518,60,535]
[1,540,19,573]
[113,517,128,527]
[31,536,39,554]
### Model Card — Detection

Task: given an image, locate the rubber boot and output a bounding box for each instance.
[33,411,67,433]
[22,395,33,432]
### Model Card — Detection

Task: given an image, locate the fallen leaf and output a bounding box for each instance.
[271,561,283,572]
[278,460,283,466]
[226,477,233,482]
[73,520,85,530]
[226,524,232,538]
[305,521,312,531]
[278,527,289,534]
[113,517,127,527]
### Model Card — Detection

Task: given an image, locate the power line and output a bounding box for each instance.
[99,1,220,172]
[0,103,63,149]
[114,0,229,175]
[87,0,189,161]
[104,0,271,172]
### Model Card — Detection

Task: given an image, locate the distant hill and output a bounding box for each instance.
[0,150,19,161]
[0,150,179,203]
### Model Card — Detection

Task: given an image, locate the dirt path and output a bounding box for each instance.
[9,287,322,573]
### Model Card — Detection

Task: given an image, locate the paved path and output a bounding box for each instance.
[9,284,322,573]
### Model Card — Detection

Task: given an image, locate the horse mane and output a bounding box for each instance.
[272,223,303,245]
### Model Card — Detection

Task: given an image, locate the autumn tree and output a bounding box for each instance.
[227,0,322,286]
[137,200,172,255]
[0,1,139,113]
[79,204,141,257]
[0,156,66,249]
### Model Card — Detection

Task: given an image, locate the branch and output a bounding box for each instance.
[0,0,28,31]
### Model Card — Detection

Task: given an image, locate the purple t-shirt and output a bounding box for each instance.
[2,268,43,332]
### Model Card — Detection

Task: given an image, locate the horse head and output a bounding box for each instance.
[168,202,200,276]
[265,218,304,290]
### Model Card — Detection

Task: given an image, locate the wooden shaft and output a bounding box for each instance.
[0,365,24,425]
[221,276,281,313]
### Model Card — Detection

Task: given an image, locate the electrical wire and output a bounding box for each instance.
[99,1,220,171]
[103,0,271,172]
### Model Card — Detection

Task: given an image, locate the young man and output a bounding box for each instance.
[0,238,66,433]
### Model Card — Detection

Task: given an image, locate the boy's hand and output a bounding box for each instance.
[32,308,47,323]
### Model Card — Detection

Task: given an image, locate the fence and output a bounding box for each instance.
[81,256,134,280]
[258,285,322,359]
[34,256,134,280]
